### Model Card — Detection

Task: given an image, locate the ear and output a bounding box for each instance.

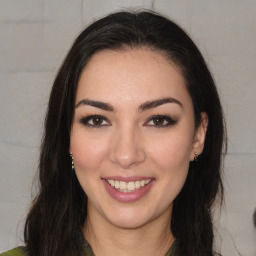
[190,112,208,161]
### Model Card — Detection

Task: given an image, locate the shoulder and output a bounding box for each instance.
[0,247,27,256]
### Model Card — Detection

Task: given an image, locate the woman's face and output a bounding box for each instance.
[70,48,207,229]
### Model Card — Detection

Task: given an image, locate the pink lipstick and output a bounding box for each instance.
[102,176,155,203]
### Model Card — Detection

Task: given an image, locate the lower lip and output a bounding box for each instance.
[102,179,155,203]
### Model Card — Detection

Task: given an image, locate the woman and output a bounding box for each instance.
[1,10,226,256]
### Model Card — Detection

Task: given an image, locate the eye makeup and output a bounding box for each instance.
[144,114,178,128]
[79,114,111,128]
[78,113,178,129]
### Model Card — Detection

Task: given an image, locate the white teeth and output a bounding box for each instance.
[120,181,126,190]
[127,182,135,191]
[135,181,140,189]
[114,180,119,189]
[107,179,151,192]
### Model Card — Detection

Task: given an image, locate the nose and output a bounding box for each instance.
[109,126,146,169]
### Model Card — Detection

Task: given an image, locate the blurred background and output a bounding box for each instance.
[0,1,255,255]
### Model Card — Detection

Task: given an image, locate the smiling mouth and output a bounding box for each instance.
[106,179,152,193]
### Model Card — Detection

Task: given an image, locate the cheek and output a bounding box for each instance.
[70,131,109,174]
[70,132,109,199]
[148,133,192,172]
[151,136,191,198]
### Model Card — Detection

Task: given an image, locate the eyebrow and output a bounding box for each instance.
[76,99,114,111]
[138,97,183,112]
[75,97,183,112]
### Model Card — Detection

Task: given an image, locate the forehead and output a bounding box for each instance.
[76,48,191,107]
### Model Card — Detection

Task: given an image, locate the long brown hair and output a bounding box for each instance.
[24,10,226,256]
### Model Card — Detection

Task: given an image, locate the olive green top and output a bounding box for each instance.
[0,236,176,256]
[82,238,176,256]
[0,247,27,256]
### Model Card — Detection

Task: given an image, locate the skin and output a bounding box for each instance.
[70,48,208,256]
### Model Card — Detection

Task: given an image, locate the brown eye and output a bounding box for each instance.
[152,117,165,126]
[145,115,177,127]
[92,117,104,125]
[79,115,110,127]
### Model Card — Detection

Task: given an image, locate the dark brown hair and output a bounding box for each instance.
[24,10,226,256]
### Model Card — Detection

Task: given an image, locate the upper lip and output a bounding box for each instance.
[102,176,154,182]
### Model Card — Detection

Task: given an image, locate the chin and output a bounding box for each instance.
[104,207,154,229]
[107,204,171,231]
[109,216,150,230]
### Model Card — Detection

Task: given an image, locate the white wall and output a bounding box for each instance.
[0,1,255,255]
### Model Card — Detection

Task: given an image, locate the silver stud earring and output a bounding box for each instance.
[70,152,75,170]
[194,152,199,161]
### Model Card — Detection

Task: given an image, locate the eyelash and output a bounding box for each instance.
[79,114,177,128]
[79,115,110,128]
[145,115,178,128]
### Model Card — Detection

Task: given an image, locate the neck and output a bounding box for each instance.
[83,206,174,256]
